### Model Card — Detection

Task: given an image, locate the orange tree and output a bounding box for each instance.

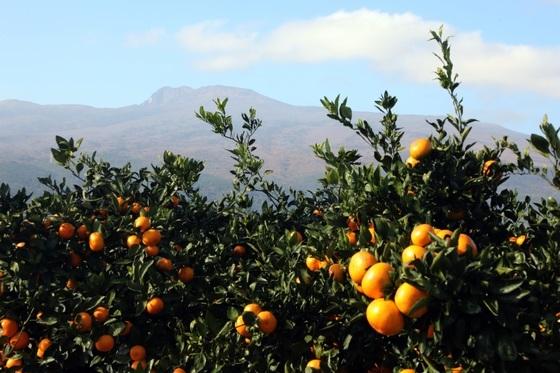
[1,28,560,372]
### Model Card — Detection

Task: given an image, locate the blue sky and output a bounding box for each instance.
[1,1,559,133]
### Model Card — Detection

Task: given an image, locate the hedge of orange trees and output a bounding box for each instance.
[1,29,560,373]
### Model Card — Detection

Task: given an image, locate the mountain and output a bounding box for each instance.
[0,86,556,200]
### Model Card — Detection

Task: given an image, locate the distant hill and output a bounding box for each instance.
[0,86,556,200]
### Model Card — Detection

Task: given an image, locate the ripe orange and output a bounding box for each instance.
[361,262,392,299]
[257,311,277,334]
[516,235,526,246]
[427,323,435,339]
[36,338,52,359]
[235,315,251,337]
[410,224,434,247]
[74,312,92,332]
[178,266,194,283]
[146,297,164,314]
[142,229,161,246]
[134,216,151,232]
[348,251,377,284]
[347,216,360,231]
[482,159,496,176]
[129,345,146,361]
[15,241,26,249]
[244,303,262,315]
[409,138,432,160]
[405,156,420,168]
[368,225,376,245]
[233,244,246,257]
[307,359,321,370]
[401,369,415,373]
[131,360,147,370]
[127,235,141,249]
[366,299,404,336]
[312,209,323,217]
[450,367,463,373]
[121,320,133,336]
[346,231,358,246]
[1,318,18,338]
[173,369,187,373]
[171,194,180,207]
[76,224,89,240]
[9,330,30,350]
[93,306,109,323]
[95,334,115,352]
[328,263,345,282]
[66,278,77,290]
[5,358,22,369]
[69,251,81,267]
[457,233,478,256]
[117,196,128,212]
[144,245,159,256]
[89,232,105,252]
[58,223,75,240]
[306,256,327,272]
[156,258,173,271]
[395,283,429,318]
[401,245,427,265]
[131,202,142,214]
[436,229,453,240]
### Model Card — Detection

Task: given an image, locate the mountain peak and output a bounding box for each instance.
[144,86,194,105]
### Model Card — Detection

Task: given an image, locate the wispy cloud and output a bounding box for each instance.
[176,9,560,99]
[125,28,166,47]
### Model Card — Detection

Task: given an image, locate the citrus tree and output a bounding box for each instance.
[1,28,559,373]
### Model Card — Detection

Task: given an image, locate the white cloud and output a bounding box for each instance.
[125,28,166,47]
[176,9,560,99]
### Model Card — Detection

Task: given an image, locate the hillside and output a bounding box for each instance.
[0,86,555,199]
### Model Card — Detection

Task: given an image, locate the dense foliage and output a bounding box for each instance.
[1,29,559,373]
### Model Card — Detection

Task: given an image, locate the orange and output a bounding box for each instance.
[307,359,321,370]
[9,330,30,350]
[142,229,161,246]
[410,224,434,246]
[409,138,432,160]
[127,235,141,249]
[1,318,18,338]
[427,323,435,338]
[346,231,358,246]
[178,266,194,283]
[74,312,92,332]
[129,345,146,361]
[235,315,251,337]
[58,223,75,240]
[292,231,304,244]
[348,251,376,284]
[306,256,327,272]
[516,235,526,246]
[131,202,142,214]
[406,156,420,168]
[401,370,415,373]
[131,360,147,370]
[134,216,151,232]
[368,225,376,245]
[347,216,360,231]
[395,283,429,318]
[171,194,180,207]
[436,229,453,240]
[5,358,22,369]
[15,241,26,249]
[36,338,52,359]
[233,244,246,257]
[361,262,392,299]
[366,299,404,336]
[451,367,463,373]
[257,311,277,334]
[89,232,104,252]
[312,209,323,217]
[76,224,89,240]
[156,258,173,271]
[482,159,496,176]
[66,278,77,290]
[173,369,187,373]
[146,297,164,314]
[121,320,133,336]
[69,251,81,267]
[244,303,262,315]
[94,334,114,352]
[93,306,109,323]
[457,233,478,256]
[328,263,345,282]
[144,245,159,256]
[401,245,427,265]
